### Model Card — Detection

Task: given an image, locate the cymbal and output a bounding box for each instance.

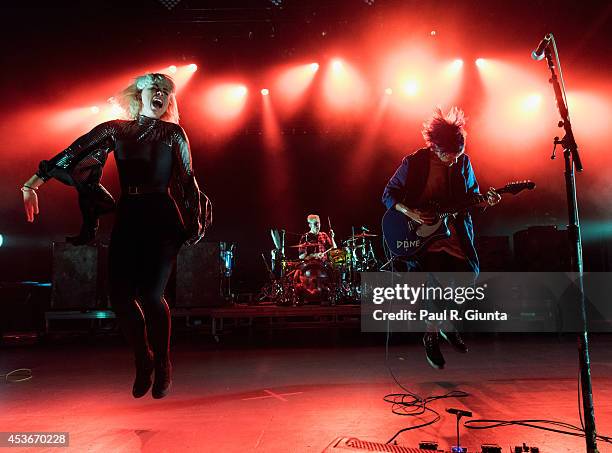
[344,233,378,242]
[288,242,319,248]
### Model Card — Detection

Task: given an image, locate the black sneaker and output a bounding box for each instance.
[152,357,172,399]
[440,330,468,354]
[423,332,445,370]
[132,350,154,398]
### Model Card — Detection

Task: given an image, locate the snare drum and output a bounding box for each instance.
[328,248,350,269]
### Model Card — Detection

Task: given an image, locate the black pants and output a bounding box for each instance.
[394,252,476,332]
[109,194,184,361]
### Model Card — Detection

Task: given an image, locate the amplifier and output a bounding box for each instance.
[513,226,570,271]
[51,242,108,309]
[176,241,227,307]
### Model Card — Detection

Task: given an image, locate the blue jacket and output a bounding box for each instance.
[382,147,481,274]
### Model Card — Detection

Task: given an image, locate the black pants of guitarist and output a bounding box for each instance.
[394,251,476,332]
[109,193,184,362]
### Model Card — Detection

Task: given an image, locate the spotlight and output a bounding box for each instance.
[187,63,198,72]
[168,65,177,74]
[385,88,393,95]
[522,93,542,112]
[261,88,269,96]
[270,0,282,6]
[331,59,343,72]
[0,234,3,247]
[475,58,486,68]
[430,30,437,36]
[310,62,320,72]
[452,59,464,70]
[364,0,375,5]
[236,85,248,97]
[402,80,419,96]
[90,106,100,114]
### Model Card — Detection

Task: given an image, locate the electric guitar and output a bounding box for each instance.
[382,181,535,258]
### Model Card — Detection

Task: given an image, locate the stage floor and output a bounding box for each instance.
[1,332,611,453]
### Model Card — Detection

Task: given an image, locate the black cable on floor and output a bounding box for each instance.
[463,349,611,445]
[1,368,33,383]
[382,258,469,445]
[464,418,611,444]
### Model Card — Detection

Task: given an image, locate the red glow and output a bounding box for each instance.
[449,59,464,73]
[274,63,319,114]
[380,48,462,120]
[566,91,612,139]
[402,80,419,96]
[202,83,249,124]
[262,93,282,153]
[158,64,198,93]
[261,88,269,96]
[476,59,554,148]
[322,58,369,112]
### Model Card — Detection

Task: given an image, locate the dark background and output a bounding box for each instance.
[0,1,610,293]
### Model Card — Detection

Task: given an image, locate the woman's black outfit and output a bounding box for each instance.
[36,115,208,398]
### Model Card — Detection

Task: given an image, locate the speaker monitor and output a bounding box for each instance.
[513,226,571,271]
[176,241,225,307]
[51,242,108,309]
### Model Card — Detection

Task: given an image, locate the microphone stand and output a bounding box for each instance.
[540,43,598,452]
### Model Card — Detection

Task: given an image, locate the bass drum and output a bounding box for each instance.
[293,259,331,302]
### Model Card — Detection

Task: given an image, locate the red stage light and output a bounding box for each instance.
[261,88,269,96]
[274,63,320,114]
[521,93,542,112]
[187,63,198,72]
[331,59,343,73]
[90,106,100,114]
[402,80,419,96]
[168,65,177,74]
[475,58,486,68]
[322,58,368,112]
[203,83,249,122]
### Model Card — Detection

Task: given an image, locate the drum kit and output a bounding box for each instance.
[261,229,379,306]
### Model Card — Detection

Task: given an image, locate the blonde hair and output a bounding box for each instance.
[117,73,179,123]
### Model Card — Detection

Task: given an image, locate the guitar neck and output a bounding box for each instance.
[437,186,508,217]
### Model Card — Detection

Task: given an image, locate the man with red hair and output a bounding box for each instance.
[382,107,500,369]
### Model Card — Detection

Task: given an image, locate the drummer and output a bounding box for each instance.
[298,214,337,260]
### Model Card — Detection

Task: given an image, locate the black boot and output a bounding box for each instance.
[423,332,445,370]
[132,350,154,398]
[440,330,468,353]
[152,356,172,399]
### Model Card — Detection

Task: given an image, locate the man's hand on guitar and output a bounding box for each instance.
[413,209,439,225]
[396,203,438,225]
[485,187,501,206]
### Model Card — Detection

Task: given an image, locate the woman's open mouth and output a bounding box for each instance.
[151,97,164,109]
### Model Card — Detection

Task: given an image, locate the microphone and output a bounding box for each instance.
[446,408,472,417]
[531,33,552,61]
